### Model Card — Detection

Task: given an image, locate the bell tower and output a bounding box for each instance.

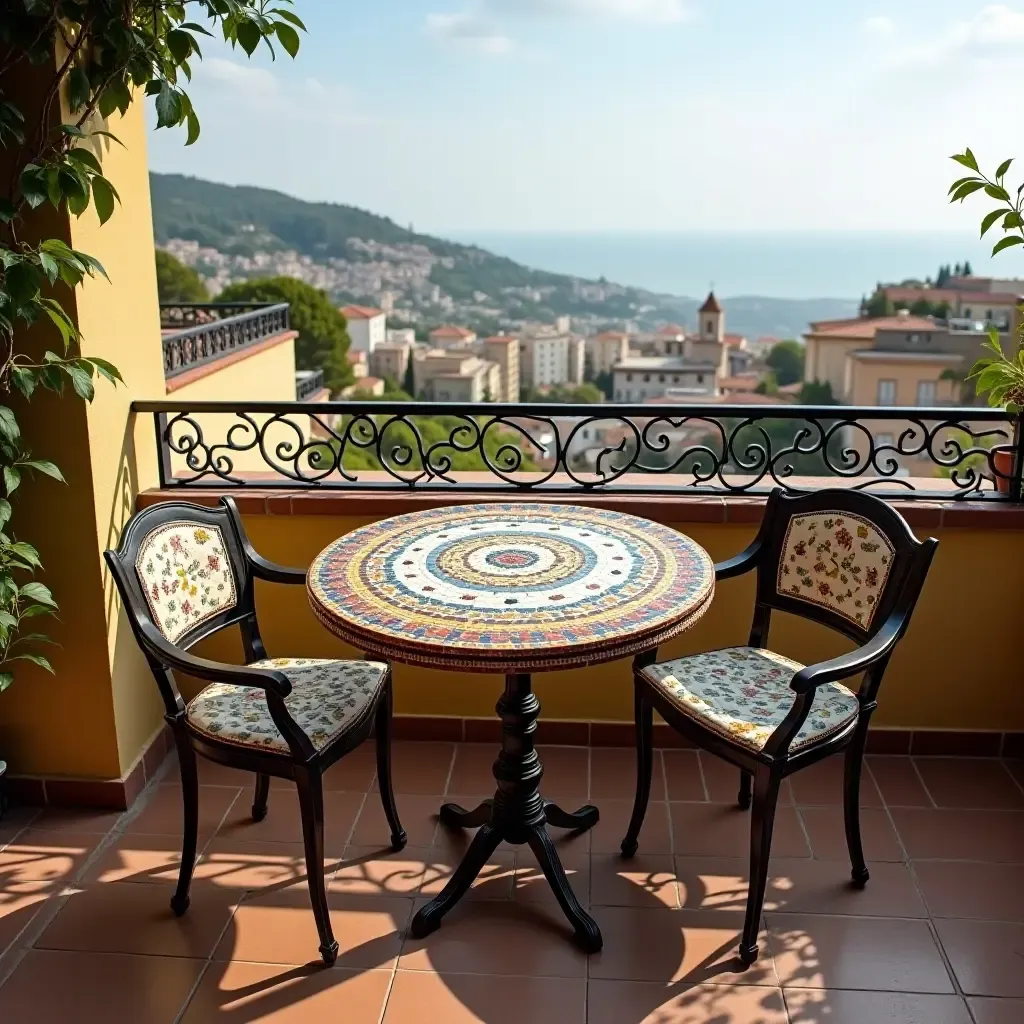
[698,291,724,342]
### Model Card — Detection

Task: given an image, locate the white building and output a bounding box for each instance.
[521,331,585,389]
[588,331,630,376]
[341,305,387,355]
[612,357,718,402]
[386,327,416,345]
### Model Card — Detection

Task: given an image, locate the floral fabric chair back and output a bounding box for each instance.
[135,521,238,644]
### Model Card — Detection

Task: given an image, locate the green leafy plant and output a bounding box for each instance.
[0,1,305,691]
[966,330,1024,412]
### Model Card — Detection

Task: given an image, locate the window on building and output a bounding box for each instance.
[916,380,936,406]
[626,373,633,382]
[643,374,651,383]
[877,379,897,405]
[964,307,972,318]
[658,374,666,383]
[706,319,713,333]
[697,374,705,384]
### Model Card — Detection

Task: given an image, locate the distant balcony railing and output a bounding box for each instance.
[295,369,326,400]
[160,302,290,379]
[133,399,1022,501]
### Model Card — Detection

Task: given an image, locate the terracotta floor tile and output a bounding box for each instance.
[0,806,40,841]
[513,847,588,907]
[1005,759,1024,789]
[384,970,586,1024]
[592,746,666,801]
[30,807,123,833]
[216,890,410,968]
[280,745,378,792]
[700,753,794,805]
[83,833,187,886]
[868,756,933,807]
[180,961,393,1024]
[914,758,1024,810]
[673,856,925,917]
[217,790,364,851]
[377,741,454,795]
[890,808,1024,862]
[0,830,104,886]
[784,989,972,1024]
[662,750,705,801]
[587,979,788,1024]
[789,755,882,807]
[671,802,811,858]
[446,744,588,803]
[799,806,904,862]
[914,860,1024,921]
[128,785,241,838]
[420,845,517,901]
[190,758,255,788]
[196,839,337,892]
[590,906,778,985]
[330,846,435,897]
[351,793,438,848]
[593,799,672,854]
[0,949,204,1024]
[36,882,237,959]
[767,914,953,993]
[399,897,588,977]
[0,880,54,954]
[934,919,1024,998]
[968,996,1024,1024]
[589,852,679,908]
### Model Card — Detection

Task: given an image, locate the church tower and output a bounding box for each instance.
[698,291,724,343]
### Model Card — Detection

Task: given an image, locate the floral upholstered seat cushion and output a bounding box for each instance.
[641,647,860,753]
[186,658,387,754]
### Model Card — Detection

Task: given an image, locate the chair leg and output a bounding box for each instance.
[252,773,270,822]
[738,771,752,810]
[844,726,871,888]
[375,677,407,851]
[739,765,782,965]
[171,731,198,917]
[621,684,654,859]
[296,767,338,966]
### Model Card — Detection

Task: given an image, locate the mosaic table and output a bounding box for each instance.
[308,503,715,951]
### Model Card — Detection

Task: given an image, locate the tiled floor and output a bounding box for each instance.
[0,742,1023,1022]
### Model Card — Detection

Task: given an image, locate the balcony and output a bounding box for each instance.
[1,741,1022,1021]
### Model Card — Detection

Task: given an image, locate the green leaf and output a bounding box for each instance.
[38,251,59,284]
[10,653,54,673]
[65,147,102,175]
[20,460,63,482]
[4,261,40,309]
[39,365,64,393]
[0,499,12,529]
[20,605,55,619]
[66,363,95,401]
[167,29,194,63]
[1004,212,1024,229]
[39,299,77,349]
[985,184,1011,202]
[155,84,182,127]
[236,19,262,55]
[67,67,90,112]
[185,108,200,146]
[996,158,1014,179]
[0,672,13,692]
[992,235,1024,256]
[88,129,125,148]
[951,181,986,202]
[60,124,86,138]
[272,8,308,30]
[275,22,300,57]
[77,252,109,281]
[10,367,36,399]
[948,176,980,194]
[18,582,56,608]
[981,208,1005,237]
[0,199,15,223]
[91,175,116,224]
[0,407,20,444]
[4,466,21,496]
[952,150,980,171]
[87,357,123,385]
[9,542,41,569]
[18,164,47,208]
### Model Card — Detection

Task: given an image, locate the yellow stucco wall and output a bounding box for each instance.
[187,512,1024,732]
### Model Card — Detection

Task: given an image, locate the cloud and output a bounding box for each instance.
[200,57,279,96]
[427,0,693,54]
[426,10,516,53]
[870,4,1024,66]
[861,15,895,37]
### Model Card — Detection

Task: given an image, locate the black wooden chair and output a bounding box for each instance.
[105,497,406,965]
[621,488,937,965]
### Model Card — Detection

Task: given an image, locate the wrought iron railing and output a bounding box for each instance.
[295,369,326,400]
[160,303,290,379]
[133,399,1022,501]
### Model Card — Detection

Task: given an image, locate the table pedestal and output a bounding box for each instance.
[409,673,602,952]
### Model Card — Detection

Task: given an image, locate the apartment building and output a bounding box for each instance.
[341,304,387,354]
[612,357,718,402]
[413,348,501,402]
[588,331,631,375]
[429,325,477,348]
[480,335,520,402]
[369,342,412,385]
[520,330,585,389]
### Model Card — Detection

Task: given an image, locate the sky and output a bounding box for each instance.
[146,1,1024,235]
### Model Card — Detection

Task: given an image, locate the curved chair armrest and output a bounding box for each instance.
[715,538,762,581]
[789,618,901,695]
[246,549,307,586]
[138,622,292,697]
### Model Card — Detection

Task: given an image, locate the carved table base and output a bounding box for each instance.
[409,673,602,952]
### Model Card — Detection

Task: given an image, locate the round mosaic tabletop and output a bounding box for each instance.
[307,503,715,673]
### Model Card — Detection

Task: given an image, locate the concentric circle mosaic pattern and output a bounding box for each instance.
[308,504,715,671]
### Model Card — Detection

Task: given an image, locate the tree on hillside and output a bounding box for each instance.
[155,249,208,303]
[765,340,805,386]
[861,290,894,318]
[216,277,353,392]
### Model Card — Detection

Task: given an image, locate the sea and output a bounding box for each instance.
[446,231,1011,301]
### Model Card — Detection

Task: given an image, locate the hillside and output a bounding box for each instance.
[150,173,855,336]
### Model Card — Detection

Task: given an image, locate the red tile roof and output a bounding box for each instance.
[699,291,722,314]
[724,332,746,347]
[658,323,685,336]
[341,304,384,319]
[430,325,476,340]
[807,315,938,340]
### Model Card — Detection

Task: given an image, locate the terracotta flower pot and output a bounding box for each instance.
[992,447,1016,494]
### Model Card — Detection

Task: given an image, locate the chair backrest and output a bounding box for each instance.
[105,499,263,716]
[748,488,937,649]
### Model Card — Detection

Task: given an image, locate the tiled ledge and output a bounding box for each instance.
[137,486,1024,530]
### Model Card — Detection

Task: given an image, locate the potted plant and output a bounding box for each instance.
[950,149,1024,493]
